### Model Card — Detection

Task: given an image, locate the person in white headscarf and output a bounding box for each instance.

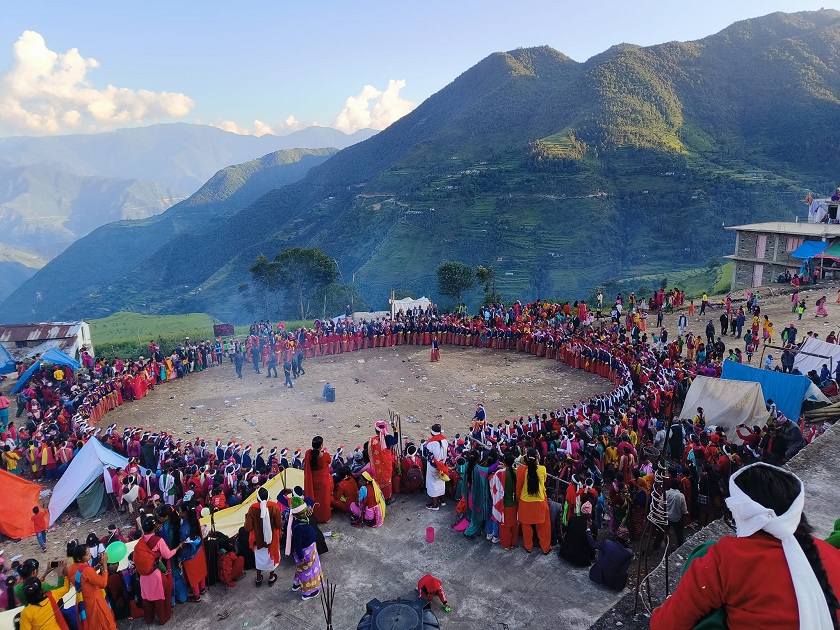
[244,487,282,587]
[651,462,840,629]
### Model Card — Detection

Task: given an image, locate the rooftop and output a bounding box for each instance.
[0,322,84,344]
[725,222,840,238]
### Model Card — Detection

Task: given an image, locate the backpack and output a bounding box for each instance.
[404,463,424,493]
[133,535,160,576]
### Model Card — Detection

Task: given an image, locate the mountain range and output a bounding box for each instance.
[2,9,839,324]
[0,124,375,301]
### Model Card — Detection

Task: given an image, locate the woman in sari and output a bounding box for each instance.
[816,295,829,317]
[177,502,207,602]
[287,494,324,601]
[368,421,395,501]
[303,436,333,523]
[350,471,386,527]
[71,543,117,630]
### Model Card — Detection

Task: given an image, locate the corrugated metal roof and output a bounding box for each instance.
[0,322,82,344]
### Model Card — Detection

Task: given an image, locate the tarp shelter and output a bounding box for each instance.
[791,240,829,259]
[721,360,814,422]
[200,468,304,532]
[680,376,769,436]
[47,438,130,526]
[793,336,840,375]
[0,344,14,374]
[816,239,840,263]
[11,347,81,394]
[0,470,41,538]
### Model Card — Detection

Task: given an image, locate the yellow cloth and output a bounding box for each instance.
[361,471,386,520]
[18,581,71,630]
[518,465,547,503]
[3,451,20,471]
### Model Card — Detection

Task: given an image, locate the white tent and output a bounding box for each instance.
[47,438,131,526]
[794,336,840,375]
[680,376,769,435]
[390,295,432,318]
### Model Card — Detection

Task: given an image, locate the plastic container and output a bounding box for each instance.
[426,526,435,543]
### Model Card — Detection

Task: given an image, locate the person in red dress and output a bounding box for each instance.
[651,462,840,629]
[303,436,333,523]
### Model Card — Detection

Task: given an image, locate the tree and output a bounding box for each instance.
[275,247,340,320]
[476,265,501,305]
[237,282,258,321]
[436,261,475,303]
[248,255,282,317]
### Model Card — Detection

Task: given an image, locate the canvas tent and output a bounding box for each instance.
[680,376,769,436]
[11,347,81,394]
[47,438,132,526]
[0,470,41,539]
[793,336,840,375]
[390,296,432,318]
[0,343,14,374]
[720,360,825,422]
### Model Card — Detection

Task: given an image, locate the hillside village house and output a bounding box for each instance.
[0,321,93,363]
[725,222,840,290]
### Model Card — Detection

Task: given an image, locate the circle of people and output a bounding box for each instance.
[1,289,838,629]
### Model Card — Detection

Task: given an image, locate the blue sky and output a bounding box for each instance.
[0,0,832,136]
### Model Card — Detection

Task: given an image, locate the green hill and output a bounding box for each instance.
[3,9,840,323]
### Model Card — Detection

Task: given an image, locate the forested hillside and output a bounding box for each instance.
[3,10,839,323]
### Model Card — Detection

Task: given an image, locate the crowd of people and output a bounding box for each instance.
[1,289,839,628]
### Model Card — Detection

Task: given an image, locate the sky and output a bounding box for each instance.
[0,0,833,137]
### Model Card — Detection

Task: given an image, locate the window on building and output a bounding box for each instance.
[15,341,27,348]
[755,235,767,259]
[786,237,803,252]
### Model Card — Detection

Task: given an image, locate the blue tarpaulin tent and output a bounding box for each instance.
[791,240,829,259]
[721,360,811,421]
[11,348,80,394]
[0,344,14,374]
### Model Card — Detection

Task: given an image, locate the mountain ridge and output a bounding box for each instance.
[3,9,840,323]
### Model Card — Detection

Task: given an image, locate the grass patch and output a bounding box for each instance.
[89,312,314,359]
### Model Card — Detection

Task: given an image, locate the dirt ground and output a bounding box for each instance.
[6,279,840,580]
[1,344,608,566]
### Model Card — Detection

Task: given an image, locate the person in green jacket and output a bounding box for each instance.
[827,518,840,549]
[13,558,66,606]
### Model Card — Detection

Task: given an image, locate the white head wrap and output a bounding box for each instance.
[725,462,833,630]
[257,487,272,546]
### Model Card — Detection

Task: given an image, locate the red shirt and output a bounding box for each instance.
[31,510,48,532]
[651,532,840,629]
[417,574,442,595]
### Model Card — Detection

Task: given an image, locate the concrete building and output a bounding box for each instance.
[725,222,840,290]
[0,321,93,362]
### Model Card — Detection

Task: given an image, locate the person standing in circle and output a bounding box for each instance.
[516,448,551,554]
[425,424,448,511]
[304,436,333,523]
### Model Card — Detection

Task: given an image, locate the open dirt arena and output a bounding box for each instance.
[5,284,840,628]
[105,344,610,454]
[0,344,609,566]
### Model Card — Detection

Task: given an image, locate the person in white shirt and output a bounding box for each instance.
[652,478,688,550]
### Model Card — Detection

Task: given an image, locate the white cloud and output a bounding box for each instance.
[332,79,415,133]
[0,30,194,135]
[207,115,313,137]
